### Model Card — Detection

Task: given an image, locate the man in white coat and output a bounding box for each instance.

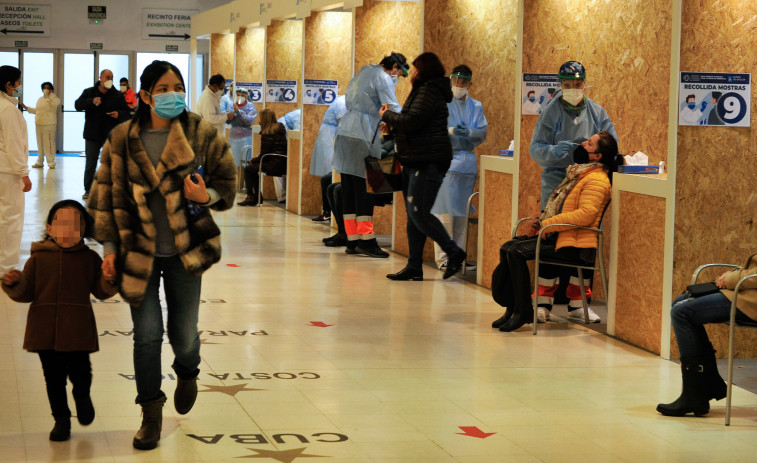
[0,65,32,274]
[197,74,233,134]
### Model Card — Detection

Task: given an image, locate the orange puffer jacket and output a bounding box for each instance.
[541,166,611,250]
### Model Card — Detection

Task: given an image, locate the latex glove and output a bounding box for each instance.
[453,123,469,136]
[700,101,707,112]
[539,95,545,104]
[555,140,575,158]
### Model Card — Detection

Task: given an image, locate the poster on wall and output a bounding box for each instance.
[236,82,263,103]
[266,80,297,103]
[303,79,338,105]
[679,72,751,127]
[521,73,560,115]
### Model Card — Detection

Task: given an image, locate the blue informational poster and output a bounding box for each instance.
[521,73,560,115]
[266,80,297,103]
[679,72,751,127]
[236,82,263,103]
[303,79,338,105]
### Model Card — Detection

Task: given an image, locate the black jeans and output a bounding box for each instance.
[327,181,345,234]
[341,173,376,245]
[38,350,92,419]
[320,172,332,214]
[402,164,458,269]
[498,235,591,314]
[243,155,287,200]
[84,139,105,193]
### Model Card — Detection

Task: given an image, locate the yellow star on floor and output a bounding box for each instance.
[237,447,329,462]
[199,383,265,396]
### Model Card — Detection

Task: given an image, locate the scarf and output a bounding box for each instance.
[540,162,601,222]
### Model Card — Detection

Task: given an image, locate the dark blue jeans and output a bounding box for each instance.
[671,292,750,357]
[84,138,105,193]
[130,255,202,403]
[402,164,458,269]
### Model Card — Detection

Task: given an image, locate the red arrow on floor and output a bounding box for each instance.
[226,264,240,267]
[308,321,333,327]
[456,426,496,438]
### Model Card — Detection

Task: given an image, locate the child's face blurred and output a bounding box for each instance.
[46,207,84,248]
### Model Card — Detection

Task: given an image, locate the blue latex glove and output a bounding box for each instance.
[453,123,469,137]
[555,140,575,158]
[539,95,545,104]
[700,101,707,112]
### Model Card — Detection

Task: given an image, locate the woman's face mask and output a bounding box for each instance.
[451,86,468,100]
[572,144,591,164]
[43,88,51,97]
[148,91,186,119]
[562,88,584,106]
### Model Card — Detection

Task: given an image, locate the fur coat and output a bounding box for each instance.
[89,112,236,305]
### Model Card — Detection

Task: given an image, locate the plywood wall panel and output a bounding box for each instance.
[481,170,513,288]
[236,27,266,116]
[673,0,757,358]
[522,0,672,215]
[266,19,303,121]
[210,33,234,79]
[615,192,666,354]
[301,11,354,216]
[393,192,435,262]
[287,138,301,214]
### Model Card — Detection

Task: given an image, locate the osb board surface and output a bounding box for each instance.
[521,0,672,214]
[424,0,517,161]
[393,193,435,262]
[301,11,353,217]
[481,171,513,289]
[210,33,234,79]
[267,19,303,99]
[373,202,393,236]
[236,27,265,85]
[615,192,665,354]
[354,0,421,106]
[670,1,757,358]
[286,138,301,214]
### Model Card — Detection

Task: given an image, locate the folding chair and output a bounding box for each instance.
[689,264,757,425]
[241,147,287,207]
[512,206,609,335]
[461,192,479,276]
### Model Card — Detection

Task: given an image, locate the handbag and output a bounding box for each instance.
[364,121,402,194]
[686,281,720,297]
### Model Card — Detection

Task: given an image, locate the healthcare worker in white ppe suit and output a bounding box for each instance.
[528,60,617,324]
[431,65,488,270]
[0,65,33,274]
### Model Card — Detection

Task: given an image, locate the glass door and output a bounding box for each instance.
[61,52,95,152]
[21,51,56,153]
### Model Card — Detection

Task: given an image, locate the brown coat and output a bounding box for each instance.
[722,253,757,321]
[1,240,118,352]
[88,112,237,305]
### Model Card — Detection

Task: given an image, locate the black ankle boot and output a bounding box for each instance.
[656,357,711,417]
[443,247,466,279]
[49,416,71,441]
[499,308,533,332]
[702,351,727,401]
[133,396,167,450]
[74,394,95,425]
[387,266,423,281]
[492,308,513,328]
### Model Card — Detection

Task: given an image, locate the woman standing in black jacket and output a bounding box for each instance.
[380,52,466,281]
[238,109,288,206]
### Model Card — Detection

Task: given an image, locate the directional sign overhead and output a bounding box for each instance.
[142,8,197,40]
[1,4,50,36]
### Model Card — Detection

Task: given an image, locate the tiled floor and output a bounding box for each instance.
[2,156,756,462]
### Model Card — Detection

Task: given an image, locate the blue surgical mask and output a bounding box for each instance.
[391,75,399,86]
[687,102,696,110]
[529,97,535,102]
[150,91,186,119]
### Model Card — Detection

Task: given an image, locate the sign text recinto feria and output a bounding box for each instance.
[1,4,50,36]
[142,8,197,40]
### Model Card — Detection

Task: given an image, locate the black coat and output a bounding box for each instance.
[74,83,130,143]
[381,76,453,169]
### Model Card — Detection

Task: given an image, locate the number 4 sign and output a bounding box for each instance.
[266,80,298,103]
[679,72,751,127]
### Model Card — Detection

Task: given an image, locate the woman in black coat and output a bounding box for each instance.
[380,52,466,281]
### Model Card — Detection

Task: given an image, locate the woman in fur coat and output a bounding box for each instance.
[88,60,236,451]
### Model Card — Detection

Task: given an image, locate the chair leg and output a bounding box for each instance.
[726,311,737,426]
[258,165,264,207]
[577,268,590,324]
[533,256,540,335]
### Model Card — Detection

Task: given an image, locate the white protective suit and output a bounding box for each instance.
[27,91,60,167]
[0,90,29,273]
[309,95,347,177]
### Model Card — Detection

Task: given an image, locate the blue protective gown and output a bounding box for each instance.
[529,89,617,207]
[332,65,402,178]
[228,101,259,166]
[431,95,488,216]
[278,108,301,132]
[310,95,347,177]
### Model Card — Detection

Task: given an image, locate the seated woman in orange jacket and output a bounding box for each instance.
[493,131,619,332]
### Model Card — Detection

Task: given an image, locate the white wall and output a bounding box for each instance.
[0,0,227,53]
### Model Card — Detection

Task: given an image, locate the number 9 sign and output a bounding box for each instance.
[716,92,748,125]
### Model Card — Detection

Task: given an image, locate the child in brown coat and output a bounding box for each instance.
[2,200,118,441]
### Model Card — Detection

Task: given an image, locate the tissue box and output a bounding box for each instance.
[498,149,514,157]
[617,165,659,174]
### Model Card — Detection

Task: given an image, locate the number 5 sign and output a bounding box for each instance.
[679,72,751,127]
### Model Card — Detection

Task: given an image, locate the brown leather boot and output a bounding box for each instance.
[174,377,198,415]
[133,396,166,450]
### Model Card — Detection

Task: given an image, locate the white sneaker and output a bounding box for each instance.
[536,307,550,323]
[567,307,600,323]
